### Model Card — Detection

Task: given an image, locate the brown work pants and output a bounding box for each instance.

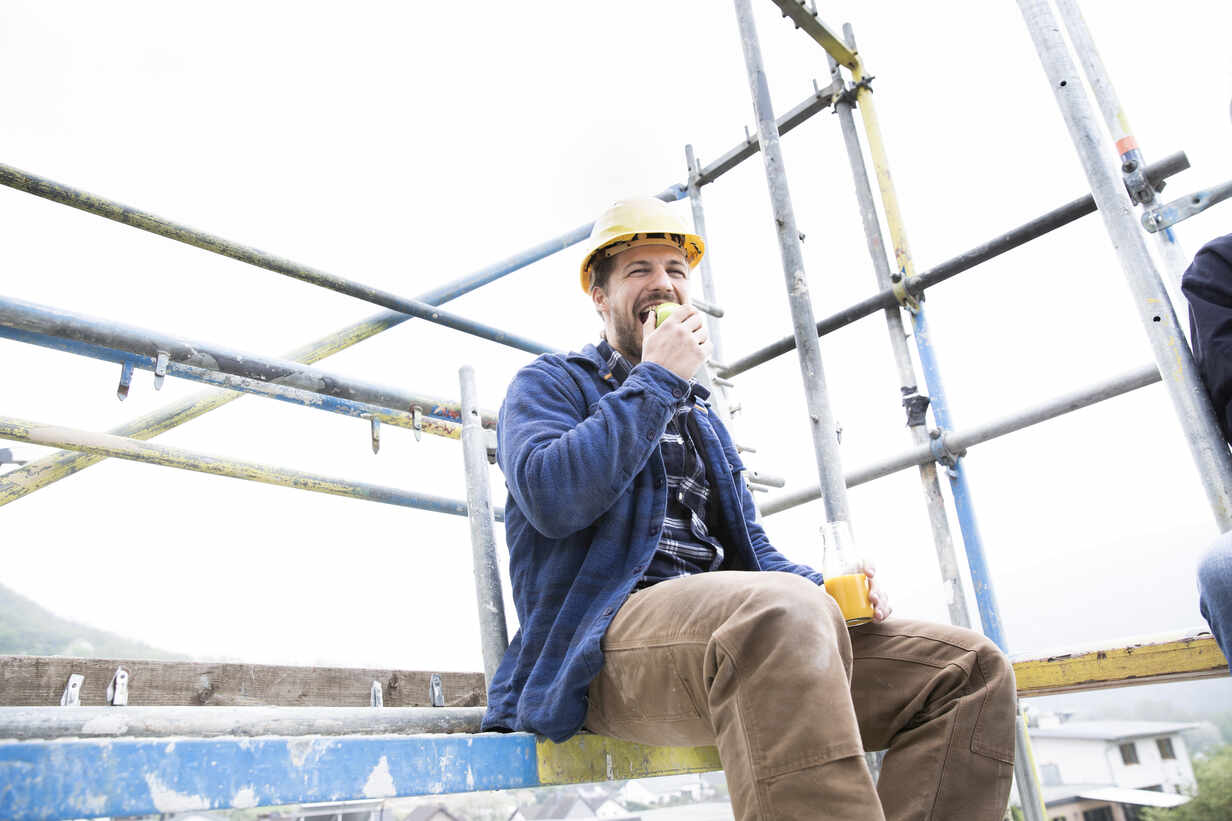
[583,571,1016,820]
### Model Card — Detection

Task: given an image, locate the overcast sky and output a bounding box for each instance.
[2,1,1231,709]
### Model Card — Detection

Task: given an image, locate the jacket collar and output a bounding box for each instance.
[566,341,712,406]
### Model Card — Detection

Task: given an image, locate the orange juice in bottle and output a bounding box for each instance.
[821,521,874,626]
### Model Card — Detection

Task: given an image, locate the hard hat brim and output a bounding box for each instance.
[580,232,705,292]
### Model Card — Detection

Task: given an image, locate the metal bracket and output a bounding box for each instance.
[412,406,423,442]
[429,673,444,707]
[928,428,966,477]
[734,442,757,454]
[485,428,498,465]
[711,375,735,388]
[370,680,383,707]
[106,668,129,706]
[902,390,931,428]
[116,361,135,401]
[1142,179,1232,233]
[60,673,83,707]
[153,350,169,390]
[365,415,380,454]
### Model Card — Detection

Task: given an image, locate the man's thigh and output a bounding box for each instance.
[583,570,850,748]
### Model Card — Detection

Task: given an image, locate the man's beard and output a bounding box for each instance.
[607,312,644,363]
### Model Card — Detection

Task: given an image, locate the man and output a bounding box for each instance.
[1181,232,1232,673]
[482,198,1016,820]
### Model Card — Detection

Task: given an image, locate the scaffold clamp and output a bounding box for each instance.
[829,75,875,110]
[1120,157,1156,206]
[891,271,921,313]
[928,428,965,476]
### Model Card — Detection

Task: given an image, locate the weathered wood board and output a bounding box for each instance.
[0,656,487,707]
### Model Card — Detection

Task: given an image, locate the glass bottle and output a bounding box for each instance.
[820,520,874,626]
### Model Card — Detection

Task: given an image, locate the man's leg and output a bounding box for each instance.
[849,620,1017,821]
[1198,531,1232,673]
[583,571,882,821]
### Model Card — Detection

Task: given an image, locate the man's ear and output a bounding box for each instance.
[591,284,608,319]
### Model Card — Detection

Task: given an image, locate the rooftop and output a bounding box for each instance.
[1031,720,1199,741]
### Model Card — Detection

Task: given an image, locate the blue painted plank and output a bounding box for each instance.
[0,733,540,821]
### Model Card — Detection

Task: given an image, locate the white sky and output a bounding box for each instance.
[3,1,1232,697]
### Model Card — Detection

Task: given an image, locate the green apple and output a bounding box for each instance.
[655,302,681,328]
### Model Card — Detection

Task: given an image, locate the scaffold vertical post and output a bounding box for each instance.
[685,143,731,421]
[1052,0,1192,334]
[1016,0,1232,532]
[843,23,1047,820]
[732,0,850,524]
[459,365,509,686]
[826,52,972,630]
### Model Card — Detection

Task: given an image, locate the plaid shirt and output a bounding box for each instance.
[597,340,725,586]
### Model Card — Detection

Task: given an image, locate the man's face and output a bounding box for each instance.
[591,243,690,363]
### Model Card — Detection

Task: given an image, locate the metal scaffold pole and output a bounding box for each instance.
[826,52,971,630]
[0,415,492,519]
[685,143,731,421]
[459,366,510,686]
[1052,0,1192,330]
[1016,0,1232,532]
[732,0,849,524]
[841,21,1047,820]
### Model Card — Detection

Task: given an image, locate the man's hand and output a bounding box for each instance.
[864,563,892,623]
[641,304,710,381]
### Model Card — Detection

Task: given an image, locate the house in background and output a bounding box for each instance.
[1029,719,1198,820]
[617,773,714,807]
[509,788,636,820]
[404,805,463,821]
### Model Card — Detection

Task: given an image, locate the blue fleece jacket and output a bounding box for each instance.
[481,343,824,742]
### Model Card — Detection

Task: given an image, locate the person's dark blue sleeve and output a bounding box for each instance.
[1182,234,1232,443]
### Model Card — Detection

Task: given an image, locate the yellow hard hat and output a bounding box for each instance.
[579,198,705,292]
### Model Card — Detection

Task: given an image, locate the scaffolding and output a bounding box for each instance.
[1,3,1230,820]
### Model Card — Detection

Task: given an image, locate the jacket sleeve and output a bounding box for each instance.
[498,355,687,539]
[1182,234,1232,443]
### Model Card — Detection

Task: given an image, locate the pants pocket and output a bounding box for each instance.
[590,645,703,723]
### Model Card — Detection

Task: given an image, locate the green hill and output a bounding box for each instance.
[0,582,186,660]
